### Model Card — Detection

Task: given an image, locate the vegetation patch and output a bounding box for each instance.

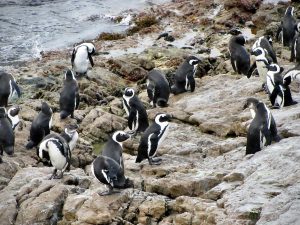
[127,15,158,35]
[98,32,125,41]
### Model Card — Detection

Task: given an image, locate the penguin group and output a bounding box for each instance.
[1,4,299,196]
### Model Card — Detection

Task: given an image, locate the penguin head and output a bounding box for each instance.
[187,56,200,66]
[285,6,294,16]
[252,47,269,64]
[8,106,20,117]
[64,124,79,137]
[41,102,53,116]
[123,88,135,98]
[0,107,7,118]
[155,113,172,124]
[266,63,283,74]
[243,98,260,110]
[112,131,130,144]
[228,28,242,36]
[64,70,76,81]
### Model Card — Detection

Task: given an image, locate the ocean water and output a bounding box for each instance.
[0,0,169,66]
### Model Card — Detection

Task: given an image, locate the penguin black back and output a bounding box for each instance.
[0,107,14,162]
[278,6,296,47]
[0,71,21,107]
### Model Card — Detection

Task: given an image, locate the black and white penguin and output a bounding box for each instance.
[0,107,14,163]
[283,64,300,86]
[290,22,300,63]
[38,133,71,179]
[0,71,21,107]
[171,56,200,95]
[266,63,297,108]
[157,32,175,42]
[7,106,20,130]
[71,43,95,77]
[276,6,296,47]
[252,36,277,63]
[249,47,270,81]
[243,98,280,155]
[228,29,250,75]
[91,131,132,195]
[122,88,149,133]
[26,102,53,149]
[60,124,79,151]
[147,69,170,107]
[136,113,172,165]
[59,70,79,119]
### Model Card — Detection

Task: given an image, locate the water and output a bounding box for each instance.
[0,0,169,66]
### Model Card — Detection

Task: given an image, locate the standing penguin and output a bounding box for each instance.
[60,124,79,151]
[71,43,95,77]
[38,133,71,179]
[277,6,296,47]
[171,56,200,95]
[147,69,170,107]
[26,102,53,149]
[0,107,14,163]
[249,47,270,82]
[122,88,149,134]
[136,113,172,165]
[228,29,250,76]
[290,23,300,63]
[244,98,280,154]
[7,106,20,130]
[0,71,21,107]
[252,36,277,63]
[266,63,297,108]
[91,131,132,195]
[59,70,79,119]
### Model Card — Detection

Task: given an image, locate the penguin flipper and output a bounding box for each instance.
[187,74,195,92]
[247,62,257,78]
[76,92,80,110]
[148,133,159,158]
[269,86,281,106]
[12,80,21,98]
[276,24,282,42]
[128,108,137,130]
[88,53,94,67]
[71,49,76,67]
[290,37,296,62]
[146,82,155,102]
[230,58,237,72]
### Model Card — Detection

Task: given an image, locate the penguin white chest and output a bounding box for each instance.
[256,61,268,81]
[266,74,274,93]
[74,49,89,73]
[69,132,79,151]
[48,142,67,170]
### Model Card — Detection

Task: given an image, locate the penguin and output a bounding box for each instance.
[71,43,95,77]
[228,29,250,76]
[38,133,71,179]
[243,98,280,154]
[0,71,21,107]
[171,56,200,95]
[60,124,79,151]
[252,36,277,63]
[136,113,172,165]
[157,32,175,42]
[7,106,20,130]
[290,22,300,63]
[266,63,297,108]
[276,6,296,47]
[26,102,53,149]
[0,107,14,163]
[91,131,132,195]
[248,47,270,82]
[59,70,79,119]
[122,88,149,134]
[147,69,170,107]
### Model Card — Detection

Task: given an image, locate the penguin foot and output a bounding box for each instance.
[49,169,63,179]
[26,141,35,150]
[98,186,119,196]
[148,157,162,165]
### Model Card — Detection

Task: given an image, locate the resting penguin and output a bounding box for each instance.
[0,107,14,163]
[290,23,300,63]
[244,98,280,155]
[0,71,21,107]
[71,43,95,78]
[228,29,250,76]
[136,113,172,165]
[7,106,20,130]
[147,69,170,107]
[59,70,79,119]
[26,102,53,149]
[122,88,149,134]
[91,131,133,195]
[252,36,277,63]
[38,133,71,179]
[283,64,300,86]
[276,6,296,47]
[60,124,79,151]
[266,63,297,108]
[171,56,200,95]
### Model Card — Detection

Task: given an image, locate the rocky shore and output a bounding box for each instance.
[1,0,300,224]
